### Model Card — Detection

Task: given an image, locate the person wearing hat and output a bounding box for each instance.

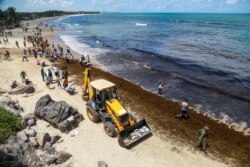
[197,126,209,152]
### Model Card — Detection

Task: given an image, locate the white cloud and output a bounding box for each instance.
[27,0,74,9]
[27,0,46,6]
[61,0,74,7]
[226,0,237,5]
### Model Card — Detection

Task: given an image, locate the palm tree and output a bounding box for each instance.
[0,9,5,20]
[5,7,19,27]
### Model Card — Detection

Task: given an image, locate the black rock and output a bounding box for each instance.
[35,94,83,132]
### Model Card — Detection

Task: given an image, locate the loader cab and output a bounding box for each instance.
[90,79,118,110]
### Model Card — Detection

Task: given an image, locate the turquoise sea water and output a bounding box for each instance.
[48,13,250,128]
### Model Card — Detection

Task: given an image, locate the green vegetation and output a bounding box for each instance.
[0,7,20,27]
[0,6,100,31]
[0,106,21,144]
[18,10,100,21]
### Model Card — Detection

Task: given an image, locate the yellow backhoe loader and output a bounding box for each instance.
[82,64,151,147]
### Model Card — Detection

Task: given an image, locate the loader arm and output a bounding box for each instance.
[82,66,93,100]
[106,99,136,131]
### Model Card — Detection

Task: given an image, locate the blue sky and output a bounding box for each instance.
[0,0,249,13]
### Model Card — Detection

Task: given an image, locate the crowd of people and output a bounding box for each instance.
[0,30,11,45]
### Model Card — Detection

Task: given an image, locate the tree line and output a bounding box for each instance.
[0,7,100,30]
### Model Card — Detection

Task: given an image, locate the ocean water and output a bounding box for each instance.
[47,13,250,129]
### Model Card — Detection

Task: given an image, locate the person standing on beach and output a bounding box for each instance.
[158,82,164,95]
[176,99,189,119]
[70,53,74,63]
[67,46,70,54]
[28,48,32,57]
[4,50,10,60]
[53,65,59,77]
[196,126,209,153]
[20,71,27,83]
[65,54,70,64]
[80,55,86,67]
[23,40,26,48]
[56,75,62,88]
[87,54,90,63]
[62,69,69,80]
[41,67,46,82]
[22,50,28,61]
[47,69,53,83]
[63,78,68,89]
[15,41,19,48]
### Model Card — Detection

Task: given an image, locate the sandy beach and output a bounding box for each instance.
[0,17,249,167]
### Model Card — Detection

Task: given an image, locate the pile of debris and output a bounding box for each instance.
[35,94,83,132]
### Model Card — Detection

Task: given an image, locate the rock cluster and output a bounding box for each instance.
[21,113,37,129]
[0,135,43,167]
[35,94,83,132]
[0,128,71,166]
[0,105,73,167]
[0,96,23,116]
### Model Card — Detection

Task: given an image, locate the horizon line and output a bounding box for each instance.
[14,10,250,14]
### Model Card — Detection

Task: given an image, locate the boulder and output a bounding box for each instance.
[0,96,15,106]
[27,118,36,126]
[23,113,36,127]
[0,96,23,116]
[24,113,35,122]
[0,136,43,167]
[8,84,35,95]
[36,133,50,147]
[50,135,61,145]
[21,119,28,129]
[55,151,72,164]
[24,85,35,94]
[41,153,56,165]
[35,94,83,132]
[45,145,56,155]
[16,131,28,142]
[74,113,84,124]
[0,161,22,167]
[25,128,36,137]
[0,87,7,95]
[43,142,56,154]
[29,137,39,147]
[98,161,108,167]
[43,142,52,150]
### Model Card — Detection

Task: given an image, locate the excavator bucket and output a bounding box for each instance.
[117,119,151,147]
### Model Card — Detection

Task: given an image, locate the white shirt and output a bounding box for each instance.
[53,67,59,73]
[181,102,188,110]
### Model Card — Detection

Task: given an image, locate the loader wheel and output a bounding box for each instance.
[87,107,99,123]
[104,122,116,137]
[118,136,126,147]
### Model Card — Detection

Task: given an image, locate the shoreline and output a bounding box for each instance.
[47,16,250,166]
[48,16,250,135]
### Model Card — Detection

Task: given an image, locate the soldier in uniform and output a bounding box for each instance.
[197,126,209,153]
